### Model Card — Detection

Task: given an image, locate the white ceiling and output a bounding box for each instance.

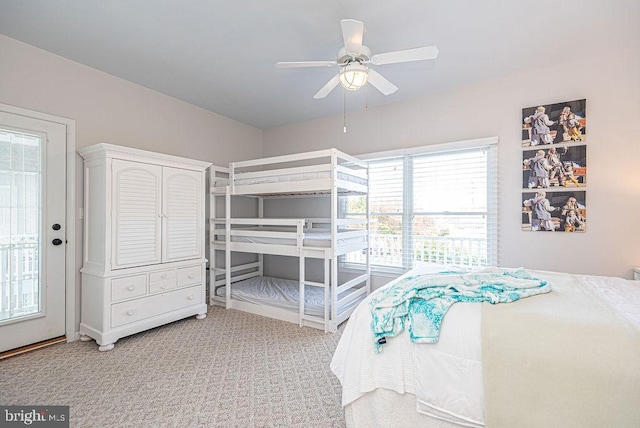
[0,1,637,129]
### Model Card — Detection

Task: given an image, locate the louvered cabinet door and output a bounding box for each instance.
[162,167,203,263]
[111,159,163,269]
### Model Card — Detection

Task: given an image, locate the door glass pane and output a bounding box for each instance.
[0,128,41,322]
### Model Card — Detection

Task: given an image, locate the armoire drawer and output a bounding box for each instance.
[110,285,202,328]
[177,265,202,288]
[111,274,147,302]
[149,268,177,294]
[149,279,176,294]
[149,269,176,283]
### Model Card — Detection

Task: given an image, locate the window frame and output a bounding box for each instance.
[345,137,499,274]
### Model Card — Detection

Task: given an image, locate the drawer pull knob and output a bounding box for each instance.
[188,274,195,279]
[161,274,167,279]
[187,294,194,300]
[127,285,135,291]
[127,309,134,316]
[161,285,166,289]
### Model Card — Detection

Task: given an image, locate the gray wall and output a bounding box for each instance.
[3,28,639,330]
[263,45,640,280]
[0,34,263,330]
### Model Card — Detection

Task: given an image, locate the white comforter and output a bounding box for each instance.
[330,266,640,427]
[331,265,485,426]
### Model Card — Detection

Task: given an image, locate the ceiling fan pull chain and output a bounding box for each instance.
[343,88,348,133]
[365,84,369,109]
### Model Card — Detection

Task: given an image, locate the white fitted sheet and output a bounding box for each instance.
[215,275,362,318]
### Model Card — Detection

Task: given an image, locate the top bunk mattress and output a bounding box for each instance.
[236,170,366,186]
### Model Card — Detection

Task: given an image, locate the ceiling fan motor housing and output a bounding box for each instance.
[337,46,371,66]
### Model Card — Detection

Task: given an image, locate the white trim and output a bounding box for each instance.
[355,137,499,271]
[342,264,404,278]
[486,143,499,266]
[78,143,210,171]
[357,136,499,161]
[0,103,77,343]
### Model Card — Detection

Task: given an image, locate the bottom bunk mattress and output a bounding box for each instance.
[215,275,362,318]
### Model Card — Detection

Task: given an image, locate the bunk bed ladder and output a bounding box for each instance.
[330,149,338,334]
[225,185,231,309]
[258,197,264,278]
[299,255,305,328]
[324,255,330,333]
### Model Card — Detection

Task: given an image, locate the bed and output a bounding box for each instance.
[209,149,370,333]
[214,275,363,318]
[330,265,640,427]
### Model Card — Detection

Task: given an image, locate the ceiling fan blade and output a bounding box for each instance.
[276,61,336,68]
[367,69,398,95]
[371,45,439,65]
[313,74,340,99]
[341,19,365,49]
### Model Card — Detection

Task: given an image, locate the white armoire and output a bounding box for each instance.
[78,143,210,351]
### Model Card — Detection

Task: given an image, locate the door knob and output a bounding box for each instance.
[52,238,63,246]
[52,223,61,230]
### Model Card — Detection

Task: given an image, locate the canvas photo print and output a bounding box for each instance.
[522,99,586,147]
[522,145,587,189]
[521,98,587,233]
[521,190,586,232]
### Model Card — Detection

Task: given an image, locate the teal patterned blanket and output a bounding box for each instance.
[370,267,551,352]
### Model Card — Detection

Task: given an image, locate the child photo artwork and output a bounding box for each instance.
[522,190,586,233]
[522,145,587,190]
[521,99,587,233]
[522,99,586,147]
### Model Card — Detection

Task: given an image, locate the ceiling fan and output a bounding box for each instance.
[275,19,439,99]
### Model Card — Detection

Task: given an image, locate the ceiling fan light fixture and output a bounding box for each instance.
[339,63,368,91]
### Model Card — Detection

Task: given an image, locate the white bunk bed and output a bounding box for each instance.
[209,149,370,333]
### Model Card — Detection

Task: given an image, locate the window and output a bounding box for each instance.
[345,138,498,272]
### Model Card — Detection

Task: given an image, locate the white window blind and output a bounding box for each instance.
[346,140,498,272]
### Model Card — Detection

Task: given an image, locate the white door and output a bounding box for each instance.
[162,167,202,263]
[111,159,162,270]
[0,111,67,353]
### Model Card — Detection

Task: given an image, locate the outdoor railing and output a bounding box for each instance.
[0,237,40,321]
[1,233,487,320]
[345,233,487,268]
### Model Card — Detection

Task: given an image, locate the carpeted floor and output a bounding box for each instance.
[1,306,347,427]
